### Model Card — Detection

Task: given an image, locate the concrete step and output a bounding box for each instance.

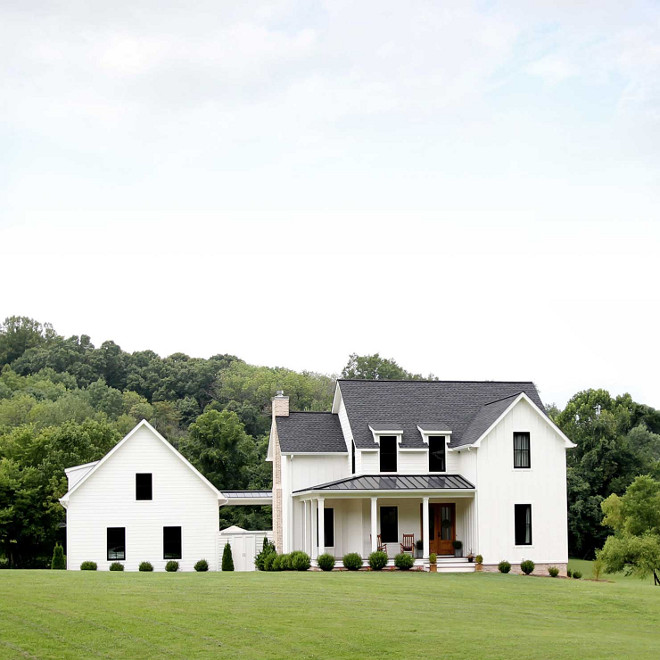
[435,563,476,573]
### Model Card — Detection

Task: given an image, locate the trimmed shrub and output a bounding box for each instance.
[572,570,582,579]
[290,551,311,571]
[280,554,292,571]
[272,554,284,571]
[222,542,234,572]
[109,562,125,572]
[194,559,209,572]
[263,552,277,572]
[80,561,97,571]
[51,543,65,570]
[548,566,559,577]
[475,554,483,564]
[165,560,179,572]
[343,552,362,570]
[429,553,437,564]
[520,560,535,575]
[317,553,335,571]
[368,551,388,571]
[394,553,414,570]
[139,561,154,572]
[498,560,511,574]
[255,538,276,571]
[566,568,573,578]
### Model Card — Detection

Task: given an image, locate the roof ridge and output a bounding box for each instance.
[337,379,536,384]
[287,410,335,415]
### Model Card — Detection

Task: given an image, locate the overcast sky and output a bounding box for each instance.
[2,1,660,408]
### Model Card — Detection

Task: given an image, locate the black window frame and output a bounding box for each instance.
[163,526,182,560]
[379,436,398,473]
[513,432,531,469]
[380,506,398,543]
[136,473,153,500]
[514,504,532,546]
[107,527,126,561]
[428,436,447,472]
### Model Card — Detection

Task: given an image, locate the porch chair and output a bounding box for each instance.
[400,533,415,556]
[377,534,387,553]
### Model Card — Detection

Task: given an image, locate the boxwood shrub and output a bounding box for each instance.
[475,554,483,564]
[290,551,311,571]
[255,538,276,571]
[548,566,559,577]
[165,560,179,572]
[317,553,335,571]
[498,560,511,574]
[368,551,388,571]
[80,561,97,571]
[394,553,414,570]
[572,570,582,579]
[567,568,573,578]
[520,560,535,575]
[139,561,154,572]
[109,562,124,572]
[194,559,209,572]
[343,552,362,570]
[263,552,277,572]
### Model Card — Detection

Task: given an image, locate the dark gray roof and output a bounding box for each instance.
[368,423,403,431]
[339,380,545,449]
[276,412,347,453]
[294,474,475,493]
[222,490,273,499]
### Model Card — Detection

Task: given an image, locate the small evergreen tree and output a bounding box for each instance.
[222,542,234,571]
[51,543,65,570]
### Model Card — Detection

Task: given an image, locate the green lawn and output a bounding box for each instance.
[0,570,658,660]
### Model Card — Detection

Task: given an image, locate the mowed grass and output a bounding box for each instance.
[1,570,658,660]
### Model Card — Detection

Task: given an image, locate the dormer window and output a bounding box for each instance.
[428,436,446,472]
[379,436,398,472]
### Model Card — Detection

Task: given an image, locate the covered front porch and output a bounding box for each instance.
[291,475,476,569]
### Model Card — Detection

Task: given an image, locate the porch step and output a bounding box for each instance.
[435,562,475,573]
[436,555,469,563]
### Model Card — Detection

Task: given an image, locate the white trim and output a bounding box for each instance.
[398,448,428,452]
[64,461,99,474]
[471,393,576,449]
[59,419,226,507]
[281,451,348,456]
[417,426,452,444]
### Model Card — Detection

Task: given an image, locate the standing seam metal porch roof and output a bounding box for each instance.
[293,474,475,493]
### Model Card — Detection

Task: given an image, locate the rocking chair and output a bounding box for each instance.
[400,533,415,556]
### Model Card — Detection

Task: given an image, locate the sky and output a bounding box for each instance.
[2,1,660,409]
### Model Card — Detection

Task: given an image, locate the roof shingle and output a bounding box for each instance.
[276,412,347,453]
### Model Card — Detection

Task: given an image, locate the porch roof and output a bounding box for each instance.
[293,474,475,495]
[221,490,273,505]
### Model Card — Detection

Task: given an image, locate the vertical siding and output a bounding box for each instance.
[398,451,428,474]
[66,426,220,572]
[358,451,379,473]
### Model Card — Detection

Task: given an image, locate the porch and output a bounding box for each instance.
[291,474,476,570]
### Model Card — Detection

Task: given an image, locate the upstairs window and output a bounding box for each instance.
[351,441,356,475]
[429,436,446,472]
[515,504,532,545]
[163,526,182,559]
[513,433,531,469]
[379,436,397,472]
[136,473,152,500]
[107,527,125,560]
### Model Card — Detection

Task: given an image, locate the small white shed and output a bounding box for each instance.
[219,526,273,572]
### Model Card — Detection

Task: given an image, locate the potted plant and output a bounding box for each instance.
[429,553,437,572]
[467,549,474,563]
[475,554,483,571]
[415,539,423,558]
[453,540,463,558]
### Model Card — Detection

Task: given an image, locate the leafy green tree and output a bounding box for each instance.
[599,476,660,585]
[341,353,433,380]
[0,317,57,365]
[222,542,234,571]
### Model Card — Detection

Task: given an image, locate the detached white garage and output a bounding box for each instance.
[219,526,274,572]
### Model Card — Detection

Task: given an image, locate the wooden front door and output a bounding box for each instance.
[430,503,455,555]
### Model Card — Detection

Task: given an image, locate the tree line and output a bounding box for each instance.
[0,316,658,568]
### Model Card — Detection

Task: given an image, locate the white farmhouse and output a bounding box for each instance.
[270,380,575,574]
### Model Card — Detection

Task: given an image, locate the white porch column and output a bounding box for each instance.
[302,500,308,555]
[310,499,317,559]
[317,497,325,556]
[422,496,430,559]
[370,497,378,553]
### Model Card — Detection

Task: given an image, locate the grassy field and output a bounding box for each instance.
[0,569,658,660]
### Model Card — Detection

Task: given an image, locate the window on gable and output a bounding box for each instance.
[379,436,397,472]
[136,473,152,500]
[515,504,532,545]
[163,526,182,559]
[429,436,446,472]
[513,433,531,469]
[107,527,125,560]
[380,506,398,543]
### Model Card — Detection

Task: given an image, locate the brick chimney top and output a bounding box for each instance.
[272,391,289,417]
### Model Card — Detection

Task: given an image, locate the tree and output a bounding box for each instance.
[341,353,433,381]
[599,475,660,585]
[222,542,234,571]
[51,542,65,569]
[0,316,57,365]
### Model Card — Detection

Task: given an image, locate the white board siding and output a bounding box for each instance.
[66,425,220,571]
[219,530,273,572]
[475,398,569,565]
[65,462,98,489]
[357,450,379,474]
[398,451,428,474]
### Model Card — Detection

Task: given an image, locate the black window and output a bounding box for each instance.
[136,473,152,500]
[316,508,334,547]
[107,527,125,560]
[379,436,397,472]
[429,436,446,472]
[163,526,182,559]
[351,442,356,475]
[380,506,398,543]
[515,504,532,545]
[513,433,531,468]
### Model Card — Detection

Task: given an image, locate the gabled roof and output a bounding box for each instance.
[276,412,347,453]
[59,419,226,507]
[338,380,546,449]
